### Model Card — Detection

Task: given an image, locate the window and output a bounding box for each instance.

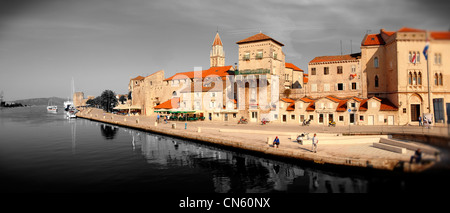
[351,65,356,73]
[311,67,316,75]
[375,75,379,87]
[337,66,343,74]
[435,73,439,85]
[291,115,295,120]
[300,115,305,122]
[413,72,417,85]
[374,57,379,68]
[351,102,356,108]
[309,115,314,121]
[324,67,329,75]
[339,116,344,121]
[439,73,443,85]
[351,82,357,90]
[319,114,324,123]
[435,53,442,65]
[409,52,412,63]
[409,72,413,85]
[417,52,420,63]
[273,52,278,60]
[337,83,344,91]
[359,115,364,121]
[418,72,422,85]
[243,52,250,60]
[256,50,263,59]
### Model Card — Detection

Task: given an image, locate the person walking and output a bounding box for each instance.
[311,133,318,153]
[418,116,422,126]
[157,114,160,123]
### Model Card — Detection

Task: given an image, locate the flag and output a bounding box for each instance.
[423,42,429,60]
[411,52,416,64]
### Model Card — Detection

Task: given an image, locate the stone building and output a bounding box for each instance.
[361,27,450,125]
[307,53,364,99]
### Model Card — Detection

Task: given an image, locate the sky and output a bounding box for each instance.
[0,0,449,101]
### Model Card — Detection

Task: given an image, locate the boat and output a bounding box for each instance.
[47,98,58,113]
[64,100,74,111]
[47,105,58,113]
[66,109,77,119]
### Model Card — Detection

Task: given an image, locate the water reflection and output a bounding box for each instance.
[100,124,119,140]
[127,131,369,193]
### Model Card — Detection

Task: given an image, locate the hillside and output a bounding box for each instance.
[14,97,67,106]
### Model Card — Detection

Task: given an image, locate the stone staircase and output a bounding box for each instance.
[373,137,440,155]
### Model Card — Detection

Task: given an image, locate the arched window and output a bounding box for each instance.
[409,52,412,63]
[409,72,413,85]
[435,73,439,85]
[375,75,379,87]
[439,73,443,85]
[374,57,379,68]
[418,72,422,85]
[417,52,420,63]
[172,91,177,97]
[413,72,417,85]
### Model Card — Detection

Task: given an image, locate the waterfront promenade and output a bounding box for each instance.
[76,108,450,173]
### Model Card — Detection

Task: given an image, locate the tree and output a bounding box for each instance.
[86,96,101,108]
[100,90,118,112]
[119,95,127,104]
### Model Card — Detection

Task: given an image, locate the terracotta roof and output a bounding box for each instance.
[303,77,308,84]
[336,100,348,112]
[281,98,295,103]
[285,63,303,71]
[358,99,368,111]
[306,101,315,111]
[379,98,398,111]
[154,98,180,109]
[299,97,314,103]
[131,75,145,80]
[325,95,342,103]
[309,53,361,63]
[286,103,295,111]
[164,66,233,81]
[362,34,385,46]
[212,32,223,46]
[398,27,425,32]
[431,31,450,40]
[236,32,284,46]
[381,29,395,36]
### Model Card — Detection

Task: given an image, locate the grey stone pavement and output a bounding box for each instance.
[78,108,450,171]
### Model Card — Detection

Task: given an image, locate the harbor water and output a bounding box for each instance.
[0,106,446,193]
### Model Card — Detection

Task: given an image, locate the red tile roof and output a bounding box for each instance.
[336,100,348,112]
[236,32,284,46]
[358,99,368,111]
[131,75,145,80]
[154,98,180,109]
[165,66,233,81]
[309,53,361,63]
[362,34,385,46]
[299,97,314,102]
[212,32,223,46]
[398,27,425,32]
[285,63,303,71]
[306,101,315,111]
[431,31,450,40]
[286,103,295,111]
[381,29,395,36]
[379,98,398,111]
[281,98,295,103]
[325,95,342,103]
[303,77,308,84]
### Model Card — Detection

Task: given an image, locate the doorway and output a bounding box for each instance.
[368,115,374,125]
[410,104,420,121]
[388,115,394,125]
[251,111,258,122]
[349,114,355,124]
[282,114,287,122]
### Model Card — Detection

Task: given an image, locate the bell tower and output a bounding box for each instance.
[210,32,225,67]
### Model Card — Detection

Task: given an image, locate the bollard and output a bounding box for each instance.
[172,123,176,129]
[267,137,272,146]
[197,127,201,133]
[124,118,127,122]
[136,119,139,124]
[154,122,158,127]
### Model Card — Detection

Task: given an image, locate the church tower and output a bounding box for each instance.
[210,32,225,67]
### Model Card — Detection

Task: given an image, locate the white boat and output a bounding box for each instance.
[47,99,58,113]
[66,109,77,119]
[47,105,58,113]
[64,100,74,111]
